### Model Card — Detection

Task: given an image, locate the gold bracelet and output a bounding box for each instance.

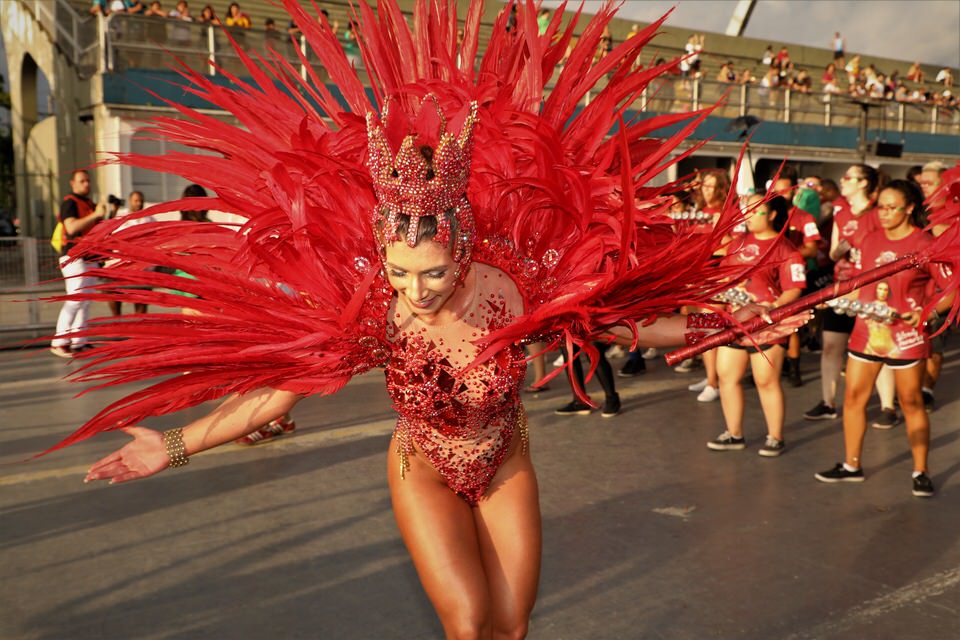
[162,428,189,468]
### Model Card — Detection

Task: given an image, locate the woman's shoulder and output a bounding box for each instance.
[473,262,525,316]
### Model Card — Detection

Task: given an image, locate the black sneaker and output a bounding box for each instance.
[912,472,935,498]
[815,463,865,483]
[554,400,592,416]
[871,408,900,430]
[758,436,785,457]
[617,359,645,377]
[707,431,746,451]
[804,401,838,421]
[601,393,621,417]
[922,390,935,412]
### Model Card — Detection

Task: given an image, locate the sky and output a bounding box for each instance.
[540,0,960,68]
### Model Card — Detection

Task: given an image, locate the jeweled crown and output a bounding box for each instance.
[367,96,478,248]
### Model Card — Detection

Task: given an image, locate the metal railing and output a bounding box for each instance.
[630,77,959,136]
[0,237,62,333]
[103,13,367,85]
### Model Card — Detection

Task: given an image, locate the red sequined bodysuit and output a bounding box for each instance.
[386,263,528,505]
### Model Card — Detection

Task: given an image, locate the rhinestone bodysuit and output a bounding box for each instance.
[385,263,528,505]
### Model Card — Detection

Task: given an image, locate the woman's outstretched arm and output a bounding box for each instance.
[84,388,303,484]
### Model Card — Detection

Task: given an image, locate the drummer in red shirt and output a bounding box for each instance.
[804,164,883,422]
[815,180,955,497]
[771,170,822,387]
[707,194,807,457]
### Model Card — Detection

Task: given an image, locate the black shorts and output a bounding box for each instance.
[725,342,784,354]
[823,309,855,334]
[927,316,950,354]
[848,350,921,369]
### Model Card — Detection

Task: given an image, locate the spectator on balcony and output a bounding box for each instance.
[144,1,164,17]
[794,68,812,94]
[739,67,755,85]
[90,0,110,16]
[197,4,219,25]
[832,32,845,61]
[109,0,144,13]
[759,64,779,106]
[168,0,193,47]
[264,18,283,47]
[224,2,251,29]
[717,61,736,84]
[906,62,924,83]
[680,33,704,80]
[775,46,790,69]
[822,62,836,85]
[761,45,774,66]
[935,68,954,89]
[845,54,861,85]
[868,73,887,99]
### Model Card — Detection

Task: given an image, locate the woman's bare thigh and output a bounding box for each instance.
[473,447,542,637]
[387,437,491,636]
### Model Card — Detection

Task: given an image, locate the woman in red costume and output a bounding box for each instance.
[815,180,955,497]
[56,1,811,636]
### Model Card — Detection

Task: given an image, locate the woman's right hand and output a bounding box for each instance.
[84,427,170,485]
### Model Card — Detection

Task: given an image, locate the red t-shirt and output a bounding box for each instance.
[832,198,878,281]
[847,228,951,360]
[787,206,821,246]
[722,233,807,305]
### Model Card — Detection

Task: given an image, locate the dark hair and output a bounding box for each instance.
[906,165,923,184]
[181,183,209,222]
[880,179,926,227]
[389,209,460,249]
[849,163,880,196]
[777,166,798,186]
[767,195,790,232]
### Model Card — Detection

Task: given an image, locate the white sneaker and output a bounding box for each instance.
[697,385,719,402]
[607,345,625,359]
[642,348,658,360]
[552,354,565,367]
[674,359,695,373]
[688,378,709,392]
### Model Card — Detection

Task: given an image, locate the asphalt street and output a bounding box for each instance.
[2,343,958,639]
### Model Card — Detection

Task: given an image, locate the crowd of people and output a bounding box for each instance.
[554,160,953,499]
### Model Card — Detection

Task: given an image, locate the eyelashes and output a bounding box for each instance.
[389,270,447,280]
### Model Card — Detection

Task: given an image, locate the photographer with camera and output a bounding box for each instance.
[50,170,108,358]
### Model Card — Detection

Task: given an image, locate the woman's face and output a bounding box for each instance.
[876,188,913,230]
[385,238,460,318]
[875,282,890,301]
[840,166,865,198]
[743,195,771,233]
[701,175,718,206]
